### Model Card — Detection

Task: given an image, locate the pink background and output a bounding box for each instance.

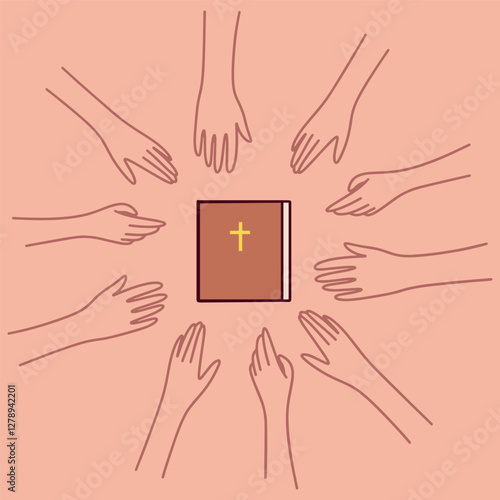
[1,1,499,499]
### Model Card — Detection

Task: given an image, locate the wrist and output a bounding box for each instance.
[155,395,185,427]
[263,400,288,424]
[200,63,234,95]
[163,390,191,419]
[388,166,427,195]
[387,252,435,291]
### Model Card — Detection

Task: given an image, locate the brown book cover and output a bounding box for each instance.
[197,201,291,302]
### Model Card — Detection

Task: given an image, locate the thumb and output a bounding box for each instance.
[332,134,349,164]
[277,355,294,379]
[120,158,137,185]
[106,275,128,296]
[193,125,204,157]
[347,174,369,193]
[113,203,138,217]
[301,353,328,373]
[200,359,221,384]
[236,120,252,143]
[343,242,367,257]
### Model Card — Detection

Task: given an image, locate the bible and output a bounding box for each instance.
[197,200,291,302]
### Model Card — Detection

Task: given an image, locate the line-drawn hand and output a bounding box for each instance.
[315,242,492,301]
[299,310,432,443]
[299,310,368,385]
[290,89,354,174]
[249,327,293,411]
[165,322,221,412]
[98,113,178,185]
[249,328,298,489]
[326,144,472,216]
[136,322,221,478]
[194,86,251,173]
[291,35,389,174]
[46,67,178,185]
[14,203,166,247]
[84,203,165,245]
[314,242,407,300]
[327,173,395,216]
[79,275,167,337]
[194,11,251,173]
[10,275,167,365]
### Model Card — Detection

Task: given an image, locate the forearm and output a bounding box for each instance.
[8,307,90,365]
[330,35,389,102]
[387,144,471,193]
[135,391,185,477]
[13,214,90,247]
[407,243,491,286]
[264,409,297,488]
[46,68,120,132]
[201,10,240,90]
[361,373,432,443]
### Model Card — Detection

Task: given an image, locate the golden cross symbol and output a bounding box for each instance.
[229,222,250,252]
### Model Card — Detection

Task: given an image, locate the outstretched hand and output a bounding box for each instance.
[98,119,178,185]
[299,310,369,386]
[314,242,412,300]
[249,328,298,489]
[326,173,396,216]
[327,144,473,216]
[194,89,251,173]
[193,10,251,173]
[290,89,354,174]
[165,322,221,411]
[11,275,167,366]
[135,322,221,477]
[249,327,294,411]
[85,203,166,245]
[47,67,178,185]
[299,310,433,443]
[291,35,389,174]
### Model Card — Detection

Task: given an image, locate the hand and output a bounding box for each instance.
[164,322,221,412]
[13,203,165,247]
[290,38,389,174]
[316,242,493,301]
[47,67,178,185]
[12,275,167,366]
[135,322,220,476]
[299,310,370,387]
[314,242,414,301]
[75,275,167,340]
[299,310,432,443]
[194,84,251,173]
[84,203,166,245]
[290,88,353,174]
[249,328,298,489]
[326,172,399,216]
[327,143,473,216]
[102,118,178,185]
[193,11,251,173]
[249,328,293,412]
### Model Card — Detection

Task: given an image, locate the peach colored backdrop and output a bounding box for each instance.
[1,1,499,499]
